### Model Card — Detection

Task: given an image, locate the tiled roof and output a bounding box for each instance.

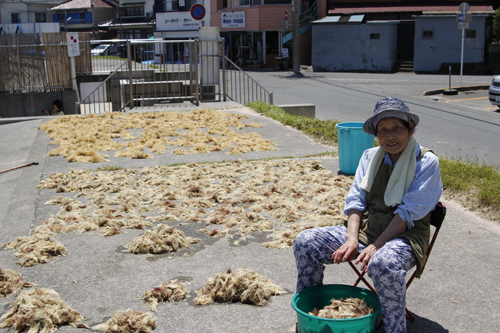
[50,0,117,10]
[328,5,494,15]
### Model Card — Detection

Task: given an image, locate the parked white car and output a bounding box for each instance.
[488,75,500,107]
[91,44,112,56]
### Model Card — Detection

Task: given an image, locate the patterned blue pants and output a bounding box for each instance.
[293,225,416,333]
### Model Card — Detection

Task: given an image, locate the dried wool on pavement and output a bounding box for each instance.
[195,268,284,306]
[35,159,353,251]
[141,280,188,311]
[0,288,85,333]
[93,309,155,333]
[3,230,68,267]
[0,268,36,298]
[38,109,277,163]
[125,224,200,254]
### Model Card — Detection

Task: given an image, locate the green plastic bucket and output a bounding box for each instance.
[291,284,381,333]
[335,122,374,175]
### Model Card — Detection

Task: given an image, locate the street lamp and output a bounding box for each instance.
[66,16,71,32]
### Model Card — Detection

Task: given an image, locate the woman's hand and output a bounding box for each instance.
[333,209,363,264]
[332,239,358,264]
[354,244,379,273]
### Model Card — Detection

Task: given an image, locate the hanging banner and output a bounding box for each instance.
[221,11,245,28]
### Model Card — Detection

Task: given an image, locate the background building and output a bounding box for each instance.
[99,0,155,39]
[154,0,208,39]
[209,0,327,68]
[312,0,495,73]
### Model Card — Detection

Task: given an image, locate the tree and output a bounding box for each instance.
[494,7,500,42]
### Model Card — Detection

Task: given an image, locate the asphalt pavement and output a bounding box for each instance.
[247,70,500,167]
[1,100,499,333]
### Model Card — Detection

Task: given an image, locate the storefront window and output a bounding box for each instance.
[264,0,291,4]
[223,0,263,8]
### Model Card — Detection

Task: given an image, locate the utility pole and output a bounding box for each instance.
[292,0,300,74]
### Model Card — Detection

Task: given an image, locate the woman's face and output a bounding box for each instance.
[53,104,60,111]
[376,117,414,163]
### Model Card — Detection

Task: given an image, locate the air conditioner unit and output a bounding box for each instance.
[146,12,152,19]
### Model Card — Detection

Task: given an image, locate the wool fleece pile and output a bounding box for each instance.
[38,109,277,163]
[1,156,353,331]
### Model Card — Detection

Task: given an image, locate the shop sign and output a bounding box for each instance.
[157,12,201,31]
[221,11,245,28]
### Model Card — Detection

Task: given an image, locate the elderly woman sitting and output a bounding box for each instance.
[293,97,442,333]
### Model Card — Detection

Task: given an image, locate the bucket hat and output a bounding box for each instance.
[362,97,419,135]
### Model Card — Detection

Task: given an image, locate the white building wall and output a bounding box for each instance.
[414,15,487,72]
[1,1,61,24]
[312,21,398,72]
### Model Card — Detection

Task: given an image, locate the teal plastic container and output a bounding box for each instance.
[335,122,374,175]
[291,284,381,333]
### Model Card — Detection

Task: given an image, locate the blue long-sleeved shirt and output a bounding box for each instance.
[343,142,443,229]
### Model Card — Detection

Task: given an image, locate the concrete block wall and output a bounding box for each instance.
[0,90,78,118]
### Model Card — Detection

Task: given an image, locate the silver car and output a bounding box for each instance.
[488,75,500,107]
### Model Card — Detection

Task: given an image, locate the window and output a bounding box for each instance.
[423,30,433,39]
[124,6,144,16]
[164,0,178,11]
[35,13,46,22]
[264,0,291,4]
[11,14,20,24]
[233,0,251,6]
[370,33,380,40]
[224,0,271,8]
[466,29,476,38]
[164,0,203,11]
[187,0,204,9]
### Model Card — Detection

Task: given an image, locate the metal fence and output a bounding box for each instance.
[0,32,92,93]
[1,34,273,112]
[77,39,201,114]
[223,56,273,105]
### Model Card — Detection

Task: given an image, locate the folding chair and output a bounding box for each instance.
[348,201,446,321]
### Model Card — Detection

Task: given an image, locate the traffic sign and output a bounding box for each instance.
[456,13,472,23]
[190,4,206,21]
[459,2,470,13]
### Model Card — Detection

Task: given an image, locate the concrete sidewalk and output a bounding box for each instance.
[0,103,499,333]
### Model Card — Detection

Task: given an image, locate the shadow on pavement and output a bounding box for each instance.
[408,314,449,332]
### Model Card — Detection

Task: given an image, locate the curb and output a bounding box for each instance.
[422,85,489,96]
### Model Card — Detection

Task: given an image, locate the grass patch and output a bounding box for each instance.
[247,101,340,146]
[440,156,500,219]
[94,55,127,61]
[248,101,500,221]
[96,165,126,171]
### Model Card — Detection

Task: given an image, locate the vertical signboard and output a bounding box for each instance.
[66,32,80,57]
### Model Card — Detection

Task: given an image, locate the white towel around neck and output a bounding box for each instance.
[360,135,418,207]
